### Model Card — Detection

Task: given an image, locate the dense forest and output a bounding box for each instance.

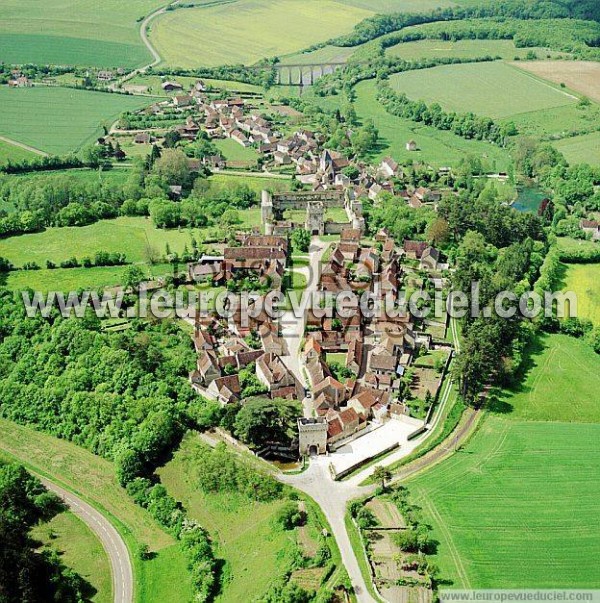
[0,462,91,602]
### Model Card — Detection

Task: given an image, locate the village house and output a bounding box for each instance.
[162,80,183,92]
[207,375,241,405]
[580,219,600,241]
[420,246,441,270]
[173,95,193,108]
[379,156,400,178]
[256,353,300,399]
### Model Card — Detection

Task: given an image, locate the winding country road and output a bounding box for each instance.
[39,478,133,603]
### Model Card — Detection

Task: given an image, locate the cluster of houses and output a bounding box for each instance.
[7,70,31,88]
[189,234,305,405]
[298,228,444,451]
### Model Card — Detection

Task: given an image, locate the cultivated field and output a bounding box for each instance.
[389,61,577,119]
[150,0,372,67]
[410,419,600,588]
[515,61,600,104]
[562,263,600,326]
[352,80,512,170]
[0,0,166,68]
[0,138,37,166]
[554,131,600,166]
[386,39,560,61]
[0,88,154,155]
[408,334,600,588]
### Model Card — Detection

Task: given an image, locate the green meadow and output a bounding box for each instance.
[4,264,173,294]
[408,334,600,588]
[0,138,37,166]
[353,79,512,170]
[157,433,296,603]
[31,511,112,603]
[386,39,560,61]
[0,419,193,603]
[151,0,372,67]
[554,131,600,166]
[0,87,155,155]
[389,61,577,120]
[214,138,260,167]
[562,263,600,326]
[0,217,203,267]
[0,0,166,68]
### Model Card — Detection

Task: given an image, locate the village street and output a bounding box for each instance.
[279,237,328,393]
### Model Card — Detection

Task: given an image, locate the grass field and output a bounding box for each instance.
[3,263,172,293]
[389,61,577,120]
[0,419,194,603]
[561,263,600,326]
[31,511,112,603]
[151,0,372,67]
[158,433,296,603]
[214,138,259,167]
[280,45,356,66]
[515,61,600,104]
[0,88,155,155]
[0,138,37,166]
[209,173,292,192]
[340,0,455,10]
[386,39,559,61]
[353,79,512,170]
[0,0,166,68]
[407,334,600,588]
[554,131,600,166]
[0,217,206,267]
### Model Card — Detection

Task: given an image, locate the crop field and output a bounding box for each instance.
[561,263,600,326]
[0,138,37,166]
[0,88,155,155]
[31,511,112,603]
[389,62,577,120]
[386,39,560,61]
[515,61,600,104]
[151,0,372,67]
[408,334,600,588]
[158,433,295,603]
[0,0,166,68]
[554,131,600,166]
[353,80,512,170]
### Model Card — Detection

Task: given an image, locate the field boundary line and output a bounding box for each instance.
[0,134,48,157]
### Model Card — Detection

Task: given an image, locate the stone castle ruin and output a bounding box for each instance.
[261,190,364,236]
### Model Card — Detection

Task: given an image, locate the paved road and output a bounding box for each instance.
[39,478,133,603]
[117,0,181,87]
[280,237,328,388]
[280,458,378,603]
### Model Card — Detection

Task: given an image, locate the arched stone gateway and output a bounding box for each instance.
[298,417,328,456]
